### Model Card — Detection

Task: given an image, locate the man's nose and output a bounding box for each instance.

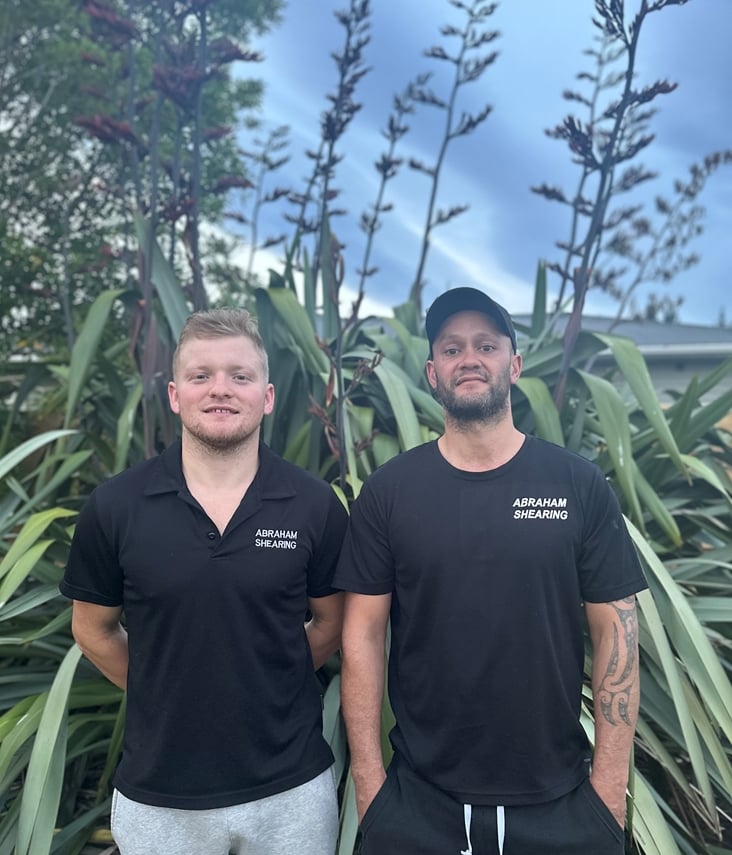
[209,373,233,395]
[458,348,481,366]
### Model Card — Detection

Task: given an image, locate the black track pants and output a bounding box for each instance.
[359,760,626,855]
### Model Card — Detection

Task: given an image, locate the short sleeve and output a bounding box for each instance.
[332,477,395,595]
[306,486,349,598]
[60,490,124,606]
[578,468,647,603]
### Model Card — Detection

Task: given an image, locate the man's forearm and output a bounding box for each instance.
[588,596,640,825]
[306,593,344,670]
[75,624,129,690]
[341,624,388,820]
[342,642,385,774]
[306,617,339,670]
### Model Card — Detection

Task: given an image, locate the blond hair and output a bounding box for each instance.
[172,308,269,379]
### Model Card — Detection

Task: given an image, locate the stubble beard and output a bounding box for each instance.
[184,421,260,456]
[435,371,511,427]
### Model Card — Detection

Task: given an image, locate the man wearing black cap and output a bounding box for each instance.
[334,287,646,854]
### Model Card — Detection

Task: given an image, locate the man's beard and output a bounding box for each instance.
[434,370,511,425]
[184,422,258,455]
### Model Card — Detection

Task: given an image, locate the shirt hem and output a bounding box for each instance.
[113,757,334,810]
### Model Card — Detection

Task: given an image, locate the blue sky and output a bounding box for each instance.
[247,0,732,326]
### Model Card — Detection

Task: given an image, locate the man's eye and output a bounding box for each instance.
[445,348,459,356]
[233,374,249,382]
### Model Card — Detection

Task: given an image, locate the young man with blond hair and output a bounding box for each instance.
[62,308,347,854]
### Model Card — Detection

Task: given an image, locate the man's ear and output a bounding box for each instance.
[425,360,438,390]
[510,352,523,384]
[264,383,275,416]
[168,381,180,414]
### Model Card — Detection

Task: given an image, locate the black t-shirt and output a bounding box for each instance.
[334,436,647,805]
[61,441,348,809]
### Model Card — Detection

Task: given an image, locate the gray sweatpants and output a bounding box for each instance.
[110,767,338,855]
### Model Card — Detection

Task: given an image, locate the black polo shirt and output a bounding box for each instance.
[61,441,348,809]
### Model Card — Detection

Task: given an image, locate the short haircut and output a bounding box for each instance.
[172,308,269,379]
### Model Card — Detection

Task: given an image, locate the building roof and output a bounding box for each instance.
[513,314,732,359]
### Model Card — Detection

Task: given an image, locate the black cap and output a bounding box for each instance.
[425,287,517,352]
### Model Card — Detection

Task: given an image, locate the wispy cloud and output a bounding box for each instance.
[246,0,732,326]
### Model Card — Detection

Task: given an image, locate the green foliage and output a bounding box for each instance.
[0,0,122,361]
[0,0,283,360]
[2,265,732,851]
[2,0,731,848]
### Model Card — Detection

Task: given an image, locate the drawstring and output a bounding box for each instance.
[459,804,505,855]
[496,805,505,855]
[460,804,473,854]
[460,805,506,855]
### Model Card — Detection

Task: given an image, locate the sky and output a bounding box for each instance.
[244,0,732,327]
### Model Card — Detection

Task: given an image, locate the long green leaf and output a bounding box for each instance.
[0,431,76,482]
[0,695,42,768]
[632,460,682,547]
[528,260,547,340]
[0,509,76,583]
[342,404,363,498]
[631,770,683,855]
[680,453,731,498]
[49,801,110,853]
[16,644,83,855]
[633,525,732,742]
[0,584,59,623]
[5,450,91,532]
[373,317,428,383]
[682,386,732,451]
[259,287,329,375]
[114,379,143,474]
[373,361,423,451]
[337,772,359,855]
[134,211,189,339]
[323,674,347,786]
[515,376,564,445]
[578,370,643,527]
[0,789,22,855]
[96,695,126,804]
[65,290,124,428]
[632,540,720,819]
[596,334,685,473]
[0,539,53,609]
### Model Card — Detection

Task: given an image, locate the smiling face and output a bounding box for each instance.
[426,310,522,425]
[168,334,275,454]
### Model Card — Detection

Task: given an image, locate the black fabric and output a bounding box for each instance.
[425,286,517,352]
[61,441,348,809]
[334,436,647,805]
[359,759,625,855]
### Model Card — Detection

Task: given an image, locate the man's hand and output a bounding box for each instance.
[354,768,387,825]
[590,771,626,828]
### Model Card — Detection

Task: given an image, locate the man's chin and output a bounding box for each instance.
[187,428,256,453]
[444,396,509,423]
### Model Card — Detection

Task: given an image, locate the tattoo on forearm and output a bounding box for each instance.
[597,597,637,727]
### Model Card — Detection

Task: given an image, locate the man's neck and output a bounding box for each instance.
[180,431,261,491]
[437,418,525,473]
